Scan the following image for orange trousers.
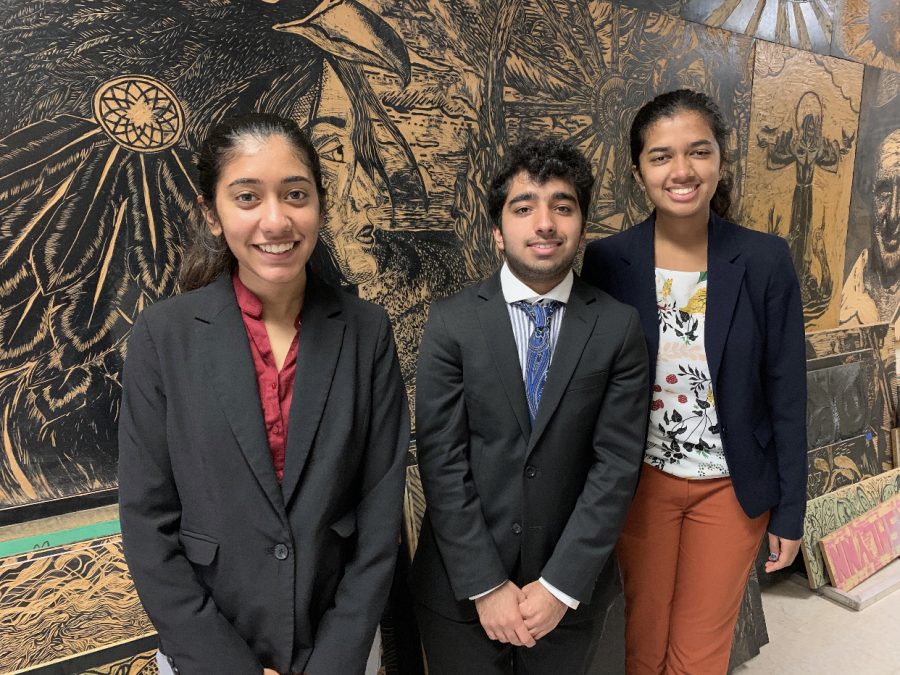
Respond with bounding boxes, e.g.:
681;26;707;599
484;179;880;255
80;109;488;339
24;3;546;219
616;463;768;675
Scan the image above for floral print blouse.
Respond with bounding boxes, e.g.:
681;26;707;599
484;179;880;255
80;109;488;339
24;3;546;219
645;268;729;479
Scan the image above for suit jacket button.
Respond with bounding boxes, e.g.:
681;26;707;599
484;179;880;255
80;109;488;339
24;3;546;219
273;543;289;560
525;466;537;478
511;523;523;535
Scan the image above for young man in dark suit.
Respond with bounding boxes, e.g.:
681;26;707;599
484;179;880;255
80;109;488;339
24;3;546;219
410;139;650;674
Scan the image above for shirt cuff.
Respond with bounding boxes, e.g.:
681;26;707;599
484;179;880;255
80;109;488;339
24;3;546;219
539;577;579;609
469;581;507;601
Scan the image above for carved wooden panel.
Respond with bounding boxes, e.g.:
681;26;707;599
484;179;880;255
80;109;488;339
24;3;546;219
801;467;900;588
805;322;897;432
819;494;900;590
840;67;900;381
0;534;153;673
807;433;881;499
79;651;159;675
682;0;837;54
742;41;862;331
832;0;900;73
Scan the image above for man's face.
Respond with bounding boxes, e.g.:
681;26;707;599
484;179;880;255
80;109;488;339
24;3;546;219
873;130;900;283
492;170;585;294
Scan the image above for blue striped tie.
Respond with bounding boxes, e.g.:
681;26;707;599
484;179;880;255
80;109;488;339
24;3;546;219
514;300;562;424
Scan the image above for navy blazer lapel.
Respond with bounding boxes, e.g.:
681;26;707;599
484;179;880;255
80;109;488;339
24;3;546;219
528;278;598;451
623;219;660;376
705;213;746;387
475;273;531;439
196;275;286;515
280;274;345;506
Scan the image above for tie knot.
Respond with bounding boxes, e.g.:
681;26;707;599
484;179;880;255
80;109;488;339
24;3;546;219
514;300;562;329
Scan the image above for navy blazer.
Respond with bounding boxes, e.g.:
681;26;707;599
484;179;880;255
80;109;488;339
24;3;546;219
118;272;409;675
582;212;808;539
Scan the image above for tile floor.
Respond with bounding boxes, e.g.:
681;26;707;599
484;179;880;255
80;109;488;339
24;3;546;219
734;577;900;675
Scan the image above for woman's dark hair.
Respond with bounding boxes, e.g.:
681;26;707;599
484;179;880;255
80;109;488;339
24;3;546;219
488;138;594;228
629;89;733;220
179;113;327;291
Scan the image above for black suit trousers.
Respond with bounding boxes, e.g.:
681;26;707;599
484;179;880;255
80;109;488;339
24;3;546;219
415;602;596;675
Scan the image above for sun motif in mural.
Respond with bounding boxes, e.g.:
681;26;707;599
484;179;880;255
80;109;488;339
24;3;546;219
92;76;184;152
683;0;835;53
834;0;900;71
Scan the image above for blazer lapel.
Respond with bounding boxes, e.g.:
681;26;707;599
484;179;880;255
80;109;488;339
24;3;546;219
527;279;598;452
475;273;531;439
197;275;286;515
705;213;746;388
622;218;660;375
280;274;345;506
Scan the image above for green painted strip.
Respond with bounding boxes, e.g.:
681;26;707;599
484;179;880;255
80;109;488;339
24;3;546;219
0;520;120;559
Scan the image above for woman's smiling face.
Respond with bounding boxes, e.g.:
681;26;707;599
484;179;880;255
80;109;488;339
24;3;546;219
203;133;322;298
633;111;722;227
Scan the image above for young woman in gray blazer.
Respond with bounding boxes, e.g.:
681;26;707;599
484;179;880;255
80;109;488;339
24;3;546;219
118;114;409;675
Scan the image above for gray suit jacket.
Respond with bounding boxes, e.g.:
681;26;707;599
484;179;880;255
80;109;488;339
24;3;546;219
118;272;409;675
410;272;649;623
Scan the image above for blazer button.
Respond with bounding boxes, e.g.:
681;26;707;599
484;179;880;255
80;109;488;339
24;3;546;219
525;466;537;478
511;523;523;535
273;543;289;560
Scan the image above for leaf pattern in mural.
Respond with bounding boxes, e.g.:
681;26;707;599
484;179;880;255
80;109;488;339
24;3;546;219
0;535;153;672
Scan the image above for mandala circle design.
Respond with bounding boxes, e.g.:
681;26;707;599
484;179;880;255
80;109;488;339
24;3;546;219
92;75;184;152
591;76;627;140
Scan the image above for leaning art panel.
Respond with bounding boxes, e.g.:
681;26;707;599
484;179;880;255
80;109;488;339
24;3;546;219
741;40;862;331
819;493;900;591
801;467;900;588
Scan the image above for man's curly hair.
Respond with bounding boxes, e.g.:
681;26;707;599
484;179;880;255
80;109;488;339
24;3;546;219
487;138;594;229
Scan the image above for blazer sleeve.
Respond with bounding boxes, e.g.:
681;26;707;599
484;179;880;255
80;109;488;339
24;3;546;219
763;239;808;540
540;307;649;603
117;314;262;674
415;301;510;600
305;310;409;675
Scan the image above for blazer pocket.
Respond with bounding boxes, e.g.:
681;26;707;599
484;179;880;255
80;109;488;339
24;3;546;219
753;416;774;451
180;530;219;566
568;370;608;393
330;510;358;539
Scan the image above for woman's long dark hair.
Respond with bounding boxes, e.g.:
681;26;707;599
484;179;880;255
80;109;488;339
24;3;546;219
179;113;328;291
629;89;733;221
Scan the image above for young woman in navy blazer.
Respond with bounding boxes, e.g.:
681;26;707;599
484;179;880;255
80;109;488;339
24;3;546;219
582;90;807;675
118;114;408;675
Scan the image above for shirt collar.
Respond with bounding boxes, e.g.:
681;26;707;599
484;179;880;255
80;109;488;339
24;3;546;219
232;271;263;320
499;262;573;305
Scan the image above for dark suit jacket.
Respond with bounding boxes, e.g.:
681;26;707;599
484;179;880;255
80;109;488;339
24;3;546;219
410;272;649;623
582;212;808;539
118;272;409;675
